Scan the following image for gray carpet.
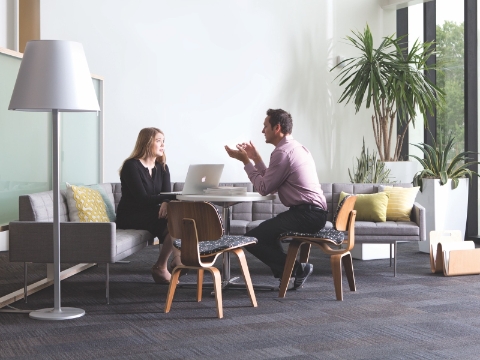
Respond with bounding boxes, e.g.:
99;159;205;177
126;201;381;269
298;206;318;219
2;242;480;359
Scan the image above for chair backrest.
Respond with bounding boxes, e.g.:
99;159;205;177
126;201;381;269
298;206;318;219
168;201;224;266
168;201;223;240
333;195;357;232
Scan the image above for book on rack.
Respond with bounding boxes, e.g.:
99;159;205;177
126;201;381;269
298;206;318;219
203;186;247;196
429;230;480;276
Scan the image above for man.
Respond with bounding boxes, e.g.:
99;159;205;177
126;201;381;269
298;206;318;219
225;108;327;288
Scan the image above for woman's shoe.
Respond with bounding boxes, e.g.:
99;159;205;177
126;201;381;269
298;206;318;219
151;265;171;285
169;255;188;277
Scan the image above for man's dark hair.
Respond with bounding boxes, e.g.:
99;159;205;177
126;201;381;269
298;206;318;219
266;109;293;135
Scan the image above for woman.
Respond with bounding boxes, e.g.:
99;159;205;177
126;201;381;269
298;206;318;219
116;127;181;284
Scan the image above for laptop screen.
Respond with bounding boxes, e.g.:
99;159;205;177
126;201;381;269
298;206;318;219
181;164;224;194
161;164;224;195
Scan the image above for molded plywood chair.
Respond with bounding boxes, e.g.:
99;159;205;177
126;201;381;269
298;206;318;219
164;201;258;318
278;195;357;301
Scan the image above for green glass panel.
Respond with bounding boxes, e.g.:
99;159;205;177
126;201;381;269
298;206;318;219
61;78;101;186
0;53;50;225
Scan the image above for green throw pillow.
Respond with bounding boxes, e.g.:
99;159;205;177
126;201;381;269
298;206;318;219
339;191;389;222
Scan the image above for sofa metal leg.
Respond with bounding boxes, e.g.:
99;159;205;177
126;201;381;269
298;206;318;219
115;260;130;264
389;244;392;267
106;263;110;305
24;262;28;304
394;242;397;277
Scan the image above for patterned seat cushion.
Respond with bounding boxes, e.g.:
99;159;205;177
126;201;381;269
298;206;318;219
173;235;257;256
279;228;344;245
278;194;351;246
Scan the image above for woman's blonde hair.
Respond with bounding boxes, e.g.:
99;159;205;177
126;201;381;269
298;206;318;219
119;127;166;173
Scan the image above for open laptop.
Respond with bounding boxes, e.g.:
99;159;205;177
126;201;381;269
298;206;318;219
161;164;224;195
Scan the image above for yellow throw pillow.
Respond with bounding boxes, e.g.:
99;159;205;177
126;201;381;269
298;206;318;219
381;186;420;221
66;183;110;222
339;191;389;222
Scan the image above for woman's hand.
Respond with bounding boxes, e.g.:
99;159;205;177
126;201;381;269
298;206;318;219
158;202;168;219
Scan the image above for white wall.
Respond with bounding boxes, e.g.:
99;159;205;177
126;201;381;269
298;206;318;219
38;0;395;184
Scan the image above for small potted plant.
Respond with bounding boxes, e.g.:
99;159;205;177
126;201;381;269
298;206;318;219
348;138;393;184
410;134;480;252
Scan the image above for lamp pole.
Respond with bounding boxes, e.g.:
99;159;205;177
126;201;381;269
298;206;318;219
29;110;85;320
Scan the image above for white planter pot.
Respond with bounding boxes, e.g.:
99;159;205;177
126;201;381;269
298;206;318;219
415;178;469;253
383;161;420;184
0;229;8;251
351;243;394;260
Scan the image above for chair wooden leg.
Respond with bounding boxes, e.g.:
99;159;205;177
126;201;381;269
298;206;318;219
299;243;311;263
279;240;302;298
197;269;204;302
330;254;343;301
208;267;223;319
231;248;257;307
341;252;356;292
164;267;183;313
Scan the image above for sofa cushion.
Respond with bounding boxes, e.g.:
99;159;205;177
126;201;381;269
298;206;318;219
339;191;389;222
253;201;274;220
66;183;110;222
86;184;116;222
230;219;248;235
116;229;153;255
354;221;420;236
320;183;333;221
247;219;266;233
19;191;69;222
112;183;122;212
381;186;419;221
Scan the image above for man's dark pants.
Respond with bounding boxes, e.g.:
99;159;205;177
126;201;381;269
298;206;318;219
245;207;327;278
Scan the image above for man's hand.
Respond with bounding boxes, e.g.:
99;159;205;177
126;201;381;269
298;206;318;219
158;202;168;219
238;141;261;163
225;145;250;165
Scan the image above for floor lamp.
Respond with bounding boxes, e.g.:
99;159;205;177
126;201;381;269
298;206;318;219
9;40;100;320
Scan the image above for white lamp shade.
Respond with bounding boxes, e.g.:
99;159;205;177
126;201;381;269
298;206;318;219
9;40;100;112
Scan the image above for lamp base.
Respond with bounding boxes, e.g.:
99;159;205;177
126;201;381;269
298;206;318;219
29;307;85;320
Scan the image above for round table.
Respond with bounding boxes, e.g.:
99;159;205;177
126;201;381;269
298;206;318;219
177;192;276;290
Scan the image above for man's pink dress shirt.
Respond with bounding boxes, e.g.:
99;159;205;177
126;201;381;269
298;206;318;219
244;135;327;210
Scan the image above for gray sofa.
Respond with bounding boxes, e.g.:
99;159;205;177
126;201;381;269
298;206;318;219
173;182;426;275
9;181;426;304
8;183;154;304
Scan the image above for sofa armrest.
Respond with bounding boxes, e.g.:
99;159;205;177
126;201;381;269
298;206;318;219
410;202;426;241
9;221;116;263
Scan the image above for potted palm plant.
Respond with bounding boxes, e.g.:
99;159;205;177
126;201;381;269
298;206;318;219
410;134;480;252
333;25;445;182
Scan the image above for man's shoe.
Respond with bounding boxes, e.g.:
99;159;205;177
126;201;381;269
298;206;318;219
294;263;313;289
278;277;295;291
